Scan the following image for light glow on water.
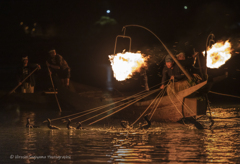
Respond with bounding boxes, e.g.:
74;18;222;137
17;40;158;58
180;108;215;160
0;107;240;163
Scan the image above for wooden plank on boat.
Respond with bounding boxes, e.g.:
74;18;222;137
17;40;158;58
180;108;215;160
177;80;207;97
183;97;207;115
44;91;58;94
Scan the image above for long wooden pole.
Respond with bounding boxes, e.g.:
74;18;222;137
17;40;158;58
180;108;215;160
122;24;193;81
47;65;62;112
9;66;39;94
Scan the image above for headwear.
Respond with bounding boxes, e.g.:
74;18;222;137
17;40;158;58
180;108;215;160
48;48;56;53
165;54;173;62
22;56;28;61
176;52;185;58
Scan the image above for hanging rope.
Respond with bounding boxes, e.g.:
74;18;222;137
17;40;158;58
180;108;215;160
148;92;162;118
72;89;158;122
87;88;161;126
205;94;214;128
167;87;184;117
43;88;150;123
43;81;169;123
167;82;206;129
149;88;166;120
130;80;172;126
209;91;240;99
167;81;196;115
130;89;165;127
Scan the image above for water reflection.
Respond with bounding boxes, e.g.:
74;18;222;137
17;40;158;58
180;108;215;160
204;129;240;163
203;107;240;163
22;129;37;164
109;130;153;163
0;107;240;163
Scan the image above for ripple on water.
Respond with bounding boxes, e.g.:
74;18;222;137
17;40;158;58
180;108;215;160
0;107;240;163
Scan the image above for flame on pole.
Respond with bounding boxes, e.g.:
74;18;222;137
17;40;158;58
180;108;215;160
109;52;148;81
203;40;232;68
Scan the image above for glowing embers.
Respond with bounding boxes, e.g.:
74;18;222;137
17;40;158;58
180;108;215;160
204;40;232;68
109;52;148;81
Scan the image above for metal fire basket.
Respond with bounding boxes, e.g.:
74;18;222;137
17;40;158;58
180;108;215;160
113;28;131;54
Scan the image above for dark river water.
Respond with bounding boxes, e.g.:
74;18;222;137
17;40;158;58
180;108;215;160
0;106;240;164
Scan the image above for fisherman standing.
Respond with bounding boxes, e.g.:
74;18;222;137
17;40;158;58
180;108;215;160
46;49;71;88
176;51;203;83
176;51;198;73
160;55;186;89
17;56;41;93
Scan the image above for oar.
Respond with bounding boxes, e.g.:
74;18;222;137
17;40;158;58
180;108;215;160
9;66;39;94
46;64;62;112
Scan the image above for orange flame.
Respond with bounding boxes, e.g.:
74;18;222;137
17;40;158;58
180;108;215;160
204;40;232;68
109;52;148;81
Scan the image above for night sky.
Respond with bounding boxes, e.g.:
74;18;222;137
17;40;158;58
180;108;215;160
1;0;240;98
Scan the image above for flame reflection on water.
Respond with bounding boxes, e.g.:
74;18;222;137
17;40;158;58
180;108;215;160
0;107;240;163
110;131;153;163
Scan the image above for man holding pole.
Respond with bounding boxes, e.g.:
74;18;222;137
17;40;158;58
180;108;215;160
17;56;41;93
160;55;186;89
46;48;70;88
176;51;199;73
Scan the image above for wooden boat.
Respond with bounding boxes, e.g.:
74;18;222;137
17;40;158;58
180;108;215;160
133;69;228;123
0;80;110;111
0;32;226;125
133;65;228;123
109;25;220;123
134;80;208;122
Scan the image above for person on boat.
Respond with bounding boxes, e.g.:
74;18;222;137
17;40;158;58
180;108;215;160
160;54;186;89
176;51;202;83
17;56;41;93
46;48;71;88
176;52;198;74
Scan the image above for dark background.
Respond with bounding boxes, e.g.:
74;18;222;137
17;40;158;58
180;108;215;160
1;0;240;100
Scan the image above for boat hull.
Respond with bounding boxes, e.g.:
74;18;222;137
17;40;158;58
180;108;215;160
134;81;208;122
0;80;108;111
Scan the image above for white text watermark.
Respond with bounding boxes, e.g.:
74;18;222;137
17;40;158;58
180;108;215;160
10;155;71;160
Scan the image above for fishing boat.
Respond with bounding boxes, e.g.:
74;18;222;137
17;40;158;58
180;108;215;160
133;72;228;123
109;26;230;123
0;26;231;127
0;80;111;112
134;80;208;122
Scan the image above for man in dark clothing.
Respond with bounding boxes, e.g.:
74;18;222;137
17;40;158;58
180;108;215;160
176;52;198;74
176;51;203;84
17;56;41;93
160;55;186;89
46;49;70;88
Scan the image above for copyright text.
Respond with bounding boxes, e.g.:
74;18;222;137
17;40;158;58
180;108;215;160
10;155;71;160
